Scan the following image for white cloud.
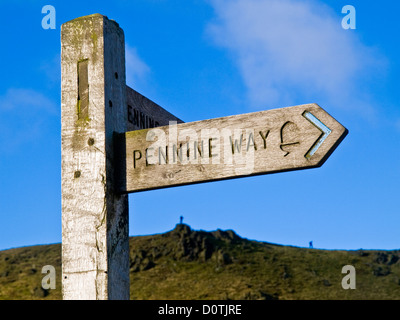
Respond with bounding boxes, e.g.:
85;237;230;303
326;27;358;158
0;88;58;152
0;88;57;114
125;44;150;87
207;0;386;112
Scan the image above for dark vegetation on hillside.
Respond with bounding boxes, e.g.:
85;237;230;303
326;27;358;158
0;224;399;300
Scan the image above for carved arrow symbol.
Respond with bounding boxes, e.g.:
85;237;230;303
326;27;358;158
302;111;332;160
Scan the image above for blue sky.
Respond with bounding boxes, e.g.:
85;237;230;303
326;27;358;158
0;0;399;251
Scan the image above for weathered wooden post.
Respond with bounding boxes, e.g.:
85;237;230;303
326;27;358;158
60;12;347;301
61;14;129;300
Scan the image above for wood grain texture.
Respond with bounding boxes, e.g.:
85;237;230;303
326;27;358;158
126;85;183;131
61;14;129;300
118;103;347;193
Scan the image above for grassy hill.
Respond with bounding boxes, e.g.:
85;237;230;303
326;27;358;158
0;224;399;300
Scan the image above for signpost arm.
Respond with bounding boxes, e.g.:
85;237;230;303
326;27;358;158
61;14;129;300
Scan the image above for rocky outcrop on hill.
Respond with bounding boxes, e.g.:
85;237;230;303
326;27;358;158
129;224;240;272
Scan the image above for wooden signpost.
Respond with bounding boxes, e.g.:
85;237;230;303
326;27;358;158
61;14;347;300
126;85;183;131
117;103;347;193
